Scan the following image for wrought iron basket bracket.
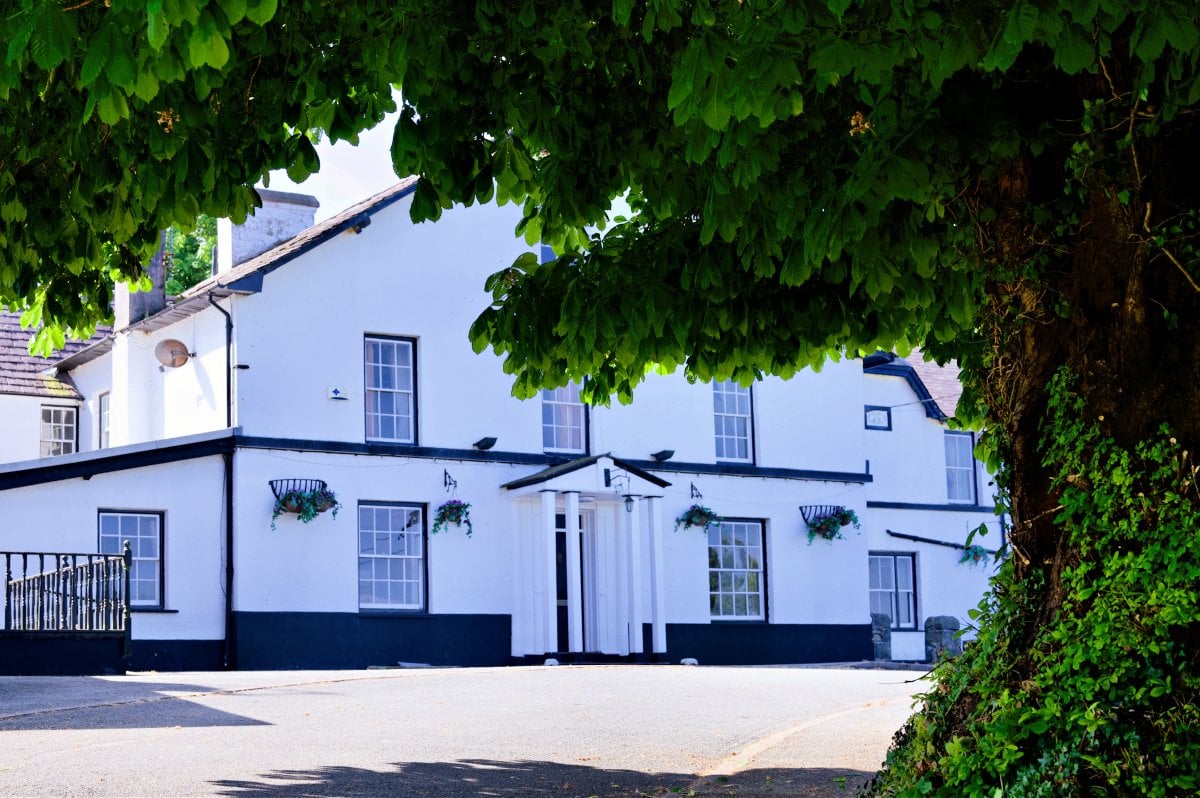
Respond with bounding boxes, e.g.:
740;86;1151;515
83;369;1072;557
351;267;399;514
799;504;843;525
269;478;328;499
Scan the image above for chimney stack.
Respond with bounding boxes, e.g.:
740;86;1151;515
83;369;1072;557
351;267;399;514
114;231;168;330
216;189;320;273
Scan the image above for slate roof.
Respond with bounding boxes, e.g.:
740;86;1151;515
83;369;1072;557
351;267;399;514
905;349;964;420
0;311;110;399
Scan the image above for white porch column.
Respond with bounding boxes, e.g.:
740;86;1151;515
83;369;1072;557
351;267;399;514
564;491;584;653
627;496;645;654
540;489;558;654
646;496;668;654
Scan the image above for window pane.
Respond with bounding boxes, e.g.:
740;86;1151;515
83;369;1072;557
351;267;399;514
707;521;765;620
358;503;425;610
713;381;752;462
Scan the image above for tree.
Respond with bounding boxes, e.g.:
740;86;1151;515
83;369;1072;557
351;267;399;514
4;1;1200;793
164;214;217;295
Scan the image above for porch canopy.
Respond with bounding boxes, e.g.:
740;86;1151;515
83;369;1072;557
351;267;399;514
503;455;671;658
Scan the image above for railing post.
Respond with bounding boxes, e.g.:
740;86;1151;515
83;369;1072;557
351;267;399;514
4;553;10;631
122;541;133;659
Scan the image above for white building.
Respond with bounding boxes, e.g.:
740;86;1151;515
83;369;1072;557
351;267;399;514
0;182;1000;670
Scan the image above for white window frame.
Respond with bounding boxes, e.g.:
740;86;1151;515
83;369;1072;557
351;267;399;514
869;553;917;630
945;431;976;503
542;382;586;454
358;503;426;611
98;392;111;449
713;380;753;462
707;520;765;620
364;336;416;444
99;510;163;608
40;405;77;457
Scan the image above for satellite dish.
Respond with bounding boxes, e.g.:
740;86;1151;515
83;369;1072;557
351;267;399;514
154;339;191;368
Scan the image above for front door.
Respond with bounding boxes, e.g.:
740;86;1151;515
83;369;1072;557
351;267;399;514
555;511;593;653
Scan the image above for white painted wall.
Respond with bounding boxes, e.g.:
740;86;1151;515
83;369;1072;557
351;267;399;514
233;447;530;615
0;456;227;641
862;373;991;506
866;506;1000;657
70;353;113;454
0;394;46;463
232;198;534;450
107;313;229;447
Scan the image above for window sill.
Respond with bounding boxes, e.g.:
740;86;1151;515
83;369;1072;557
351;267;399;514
358;609;431;617
131;608;178;614
709;618;768;624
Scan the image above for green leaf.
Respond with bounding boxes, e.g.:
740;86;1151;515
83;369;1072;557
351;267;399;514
80;28;112;88
244;0;279;26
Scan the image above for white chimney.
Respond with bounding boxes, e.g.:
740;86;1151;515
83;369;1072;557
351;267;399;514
216;189;319;273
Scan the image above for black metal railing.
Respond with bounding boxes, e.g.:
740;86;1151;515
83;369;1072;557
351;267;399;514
3;544;132;654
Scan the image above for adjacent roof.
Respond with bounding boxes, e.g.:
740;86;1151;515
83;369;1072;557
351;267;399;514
863;348;963;421
0;312;109;399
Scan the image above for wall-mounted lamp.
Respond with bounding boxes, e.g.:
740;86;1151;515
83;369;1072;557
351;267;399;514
650;449;674;462
473;436;498;450
611;474;635;513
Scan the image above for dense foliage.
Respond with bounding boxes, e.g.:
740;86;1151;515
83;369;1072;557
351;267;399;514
3;1;1199;792
867;373;1200;796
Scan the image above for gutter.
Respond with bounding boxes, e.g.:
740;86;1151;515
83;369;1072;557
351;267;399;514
206;292;237;669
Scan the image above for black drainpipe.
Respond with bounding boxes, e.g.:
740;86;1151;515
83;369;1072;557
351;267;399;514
208;293;237;669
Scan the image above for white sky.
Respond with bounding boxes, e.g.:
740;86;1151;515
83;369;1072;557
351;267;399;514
261;114;402;222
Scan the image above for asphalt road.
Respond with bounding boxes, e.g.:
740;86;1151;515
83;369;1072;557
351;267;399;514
0;665;926;797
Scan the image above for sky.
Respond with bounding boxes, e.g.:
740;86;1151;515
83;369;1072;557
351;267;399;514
261;114;402;222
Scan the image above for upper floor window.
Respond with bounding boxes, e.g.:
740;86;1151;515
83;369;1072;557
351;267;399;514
40;405;77;457
708;520;765;620
99;510;163;608
542;383;586;454
358;503;425;611
365;336;416;443
713;380;753;462
98;392;111;449
869;553;916;630
945;431;975;502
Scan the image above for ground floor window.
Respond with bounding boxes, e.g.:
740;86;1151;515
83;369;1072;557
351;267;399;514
358;502;425;610
98;511;162;607
708;520;765;620
869;553;916;629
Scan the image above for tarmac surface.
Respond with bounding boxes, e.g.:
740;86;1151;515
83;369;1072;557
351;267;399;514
0;664;929;797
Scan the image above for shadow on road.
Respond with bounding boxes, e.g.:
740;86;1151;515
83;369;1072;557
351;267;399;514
0;677;269;731
212;759;875;797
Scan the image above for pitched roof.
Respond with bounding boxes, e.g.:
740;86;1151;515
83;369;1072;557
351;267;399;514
0;312;110;399
905;349;963;420
502;453;672;491
54;178;422;372
180;176;421;299
863;348;964;421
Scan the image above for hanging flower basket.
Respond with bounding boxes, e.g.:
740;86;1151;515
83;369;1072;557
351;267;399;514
676;504;719;532
433;499;474;537
959;544;990;566
269;479;341;530
804;506;860;543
